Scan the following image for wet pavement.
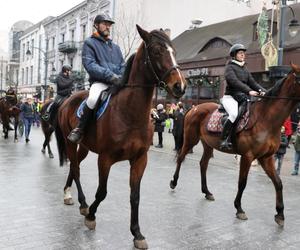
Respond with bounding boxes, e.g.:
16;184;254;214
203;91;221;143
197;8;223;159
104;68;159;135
1;127;300;249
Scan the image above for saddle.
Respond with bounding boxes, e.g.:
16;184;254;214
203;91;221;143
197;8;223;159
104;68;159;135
207;102;250;133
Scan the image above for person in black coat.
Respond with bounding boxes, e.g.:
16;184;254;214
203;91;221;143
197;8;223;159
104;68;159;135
43;65;74;123
220;43;266;150
274;126;289;175
170;102;185;151
152;104;168;148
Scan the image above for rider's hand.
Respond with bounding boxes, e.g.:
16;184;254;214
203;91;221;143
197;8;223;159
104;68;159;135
259;91;266;96
249;90;259;96
110;74;122;86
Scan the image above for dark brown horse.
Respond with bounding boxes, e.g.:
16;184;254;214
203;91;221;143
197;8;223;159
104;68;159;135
170;63;300;227
55;25;186;249
0;90;20;141
40;100;55;159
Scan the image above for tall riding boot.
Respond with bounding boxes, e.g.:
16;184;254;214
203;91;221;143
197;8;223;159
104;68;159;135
67;104;93;144
220;119;234;150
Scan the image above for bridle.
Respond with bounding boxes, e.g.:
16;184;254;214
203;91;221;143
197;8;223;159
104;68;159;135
143;42;180;89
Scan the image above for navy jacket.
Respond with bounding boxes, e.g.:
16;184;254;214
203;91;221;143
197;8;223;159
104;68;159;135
82;34;125;85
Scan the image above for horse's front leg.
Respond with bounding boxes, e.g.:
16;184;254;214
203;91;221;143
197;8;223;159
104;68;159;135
234;155;252;220
200;141;214;200
258;156;284;226
85;154;112;230
129;153;148;249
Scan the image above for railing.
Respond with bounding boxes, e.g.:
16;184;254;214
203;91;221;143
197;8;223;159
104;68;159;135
58;41;77;53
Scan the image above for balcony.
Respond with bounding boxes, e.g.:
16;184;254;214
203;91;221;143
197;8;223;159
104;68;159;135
58;41;77;53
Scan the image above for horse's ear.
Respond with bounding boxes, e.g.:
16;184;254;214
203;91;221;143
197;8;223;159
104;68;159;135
290;62;300;73
136;24;150;43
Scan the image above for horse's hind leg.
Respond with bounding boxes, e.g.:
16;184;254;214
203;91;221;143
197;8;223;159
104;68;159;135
200;141;214;200
258;156;284;226
85;154;112;230
64;142;89;215
234;155;252;220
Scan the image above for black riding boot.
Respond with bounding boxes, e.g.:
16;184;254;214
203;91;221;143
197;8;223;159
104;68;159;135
220;119;234;150
67;104;93;144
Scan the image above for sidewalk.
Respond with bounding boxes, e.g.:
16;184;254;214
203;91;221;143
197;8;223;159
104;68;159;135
151;131;298;178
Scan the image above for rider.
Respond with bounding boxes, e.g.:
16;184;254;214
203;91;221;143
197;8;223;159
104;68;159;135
67;13;125;144
220;43;266;150
43;64;73;123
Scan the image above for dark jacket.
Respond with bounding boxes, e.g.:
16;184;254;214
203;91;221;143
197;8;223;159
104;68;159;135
224;61;265;101
276;133;288;155
170;108;185;137
153;110;168;133
82;34;125;85
54;72;74;97
20;102;35;119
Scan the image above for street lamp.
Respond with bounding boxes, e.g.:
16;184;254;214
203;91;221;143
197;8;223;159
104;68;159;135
269;0;300;81
26;40;49;101
277;0;300;66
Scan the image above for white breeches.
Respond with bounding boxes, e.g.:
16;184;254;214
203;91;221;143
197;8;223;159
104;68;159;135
86;82;109;109
220;95;238;123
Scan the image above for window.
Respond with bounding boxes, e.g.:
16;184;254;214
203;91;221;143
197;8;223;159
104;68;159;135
61;33;65;43
31;39;34;56
26;67;29;85
70;58;73;67
30;66;33;85
22;44;25;62
82;25;86;40
52;37;55;49
71;30;75;41
16;69;19;84
21;68;24;85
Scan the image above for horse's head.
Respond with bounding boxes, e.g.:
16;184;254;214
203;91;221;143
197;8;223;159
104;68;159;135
136;25;186;98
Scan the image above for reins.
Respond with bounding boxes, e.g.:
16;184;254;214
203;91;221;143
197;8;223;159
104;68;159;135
258;95;300;101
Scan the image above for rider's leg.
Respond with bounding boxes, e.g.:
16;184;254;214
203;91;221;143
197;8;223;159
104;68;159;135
67;83;108;144
220;95;238;150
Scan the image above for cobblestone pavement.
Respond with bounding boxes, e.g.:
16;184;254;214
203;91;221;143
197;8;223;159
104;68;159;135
0;127;300;249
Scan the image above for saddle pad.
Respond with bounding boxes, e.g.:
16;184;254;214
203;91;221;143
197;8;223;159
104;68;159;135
207;108;249;133
77;93;112;120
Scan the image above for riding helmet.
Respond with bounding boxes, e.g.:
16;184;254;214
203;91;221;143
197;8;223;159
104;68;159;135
229;44;246;57
94;13;115;25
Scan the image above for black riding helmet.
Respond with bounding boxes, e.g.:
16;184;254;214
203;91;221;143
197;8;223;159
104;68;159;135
94;13;115;25
62;64;72;73
229;44;246;57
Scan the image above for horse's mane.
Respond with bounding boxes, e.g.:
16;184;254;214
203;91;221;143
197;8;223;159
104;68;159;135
265;77;286;97
121;53;136;85
150;29;173;48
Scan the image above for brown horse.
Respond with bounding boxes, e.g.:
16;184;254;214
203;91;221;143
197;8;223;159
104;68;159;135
0;90;20;141
170;63;300;227
55;25;186;249
40;100;55;159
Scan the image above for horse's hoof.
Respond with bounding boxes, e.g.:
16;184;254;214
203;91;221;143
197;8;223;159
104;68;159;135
169;180;176;189
205;194;215;201
85;218;96;230
64;198;74;205
49;153;54;158
275;215;284;227
41;149;45;154
134;239;148;249
236;212;248;220
80;207;89;216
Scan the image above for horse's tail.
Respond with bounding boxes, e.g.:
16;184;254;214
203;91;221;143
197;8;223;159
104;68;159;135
55;122;67;167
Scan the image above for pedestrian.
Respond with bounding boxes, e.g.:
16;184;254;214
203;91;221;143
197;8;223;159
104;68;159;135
274;126;288;175
152;103;167;148
291;121;300;175
169;102;185;151
20;95;35;143
42;64;74;124
68;13;125;144
220;43;266;150
283;116;293;147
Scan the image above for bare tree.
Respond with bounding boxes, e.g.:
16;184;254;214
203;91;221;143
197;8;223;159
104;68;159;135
113;2;144;60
